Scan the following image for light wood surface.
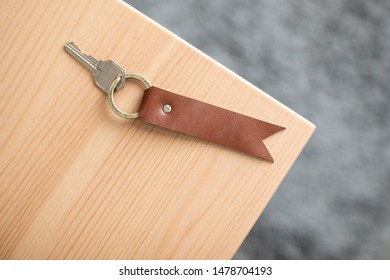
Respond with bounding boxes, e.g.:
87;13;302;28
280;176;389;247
0;0;315;259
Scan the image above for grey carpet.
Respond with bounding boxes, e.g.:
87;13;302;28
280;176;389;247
125;0;390;259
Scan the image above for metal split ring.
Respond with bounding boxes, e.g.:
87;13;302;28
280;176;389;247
107;73;151;119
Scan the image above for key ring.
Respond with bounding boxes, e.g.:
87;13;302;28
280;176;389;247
107;73;152;119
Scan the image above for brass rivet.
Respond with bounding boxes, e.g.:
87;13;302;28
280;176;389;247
162;104;172;114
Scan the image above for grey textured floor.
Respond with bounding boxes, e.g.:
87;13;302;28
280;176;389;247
125;0;390;259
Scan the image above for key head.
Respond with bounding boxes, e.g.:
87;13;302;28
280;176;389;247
94;60;126;93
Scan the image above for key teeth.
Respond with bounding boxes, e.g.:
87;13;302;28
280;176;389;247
65;41;80;51
86;55;99;66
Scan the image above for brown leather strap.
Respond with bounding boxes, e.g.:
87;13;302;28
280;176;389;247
139;86;285;161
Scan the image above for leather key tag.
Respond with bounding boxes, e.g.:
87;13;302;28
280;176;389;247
139;86;285;162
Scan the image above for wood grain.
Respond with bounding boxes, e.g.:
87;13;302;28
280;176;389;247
0;0;315;259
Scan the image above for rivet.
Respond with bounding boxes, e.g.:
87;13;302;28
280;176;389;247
162;104;172;114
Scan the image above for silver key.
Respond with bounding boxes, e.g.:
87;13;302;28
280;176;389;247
64;42;125;93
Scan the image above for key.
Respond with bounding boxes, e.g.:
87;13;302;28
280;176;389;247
64;42;125;93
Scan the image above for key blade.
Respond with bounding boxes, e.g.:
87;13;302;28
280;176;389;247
64;42;98;72
65;41;80;52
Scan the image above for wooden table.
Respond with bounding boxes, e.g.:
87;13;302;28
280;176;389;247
0;0;315;259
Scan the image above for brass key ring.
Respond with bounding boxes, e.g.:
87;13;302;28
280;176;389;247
108;73;152;119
